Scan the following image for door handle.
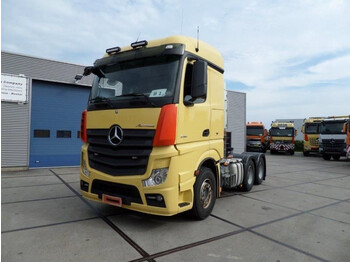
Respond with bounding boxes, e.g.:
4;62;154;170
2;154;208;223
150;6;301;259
202;129;210;137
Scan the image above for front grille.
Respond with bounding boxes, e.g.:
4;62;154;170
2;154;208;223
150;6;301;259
91;179;143;205
87;129;155;176
309;138;319;146
322;139;345;150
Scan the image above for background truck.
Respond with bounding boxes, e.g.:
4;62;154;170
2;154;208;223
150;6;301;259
301;117;324;156
246;122;268;153
319;116;348;160
344;116;350;159
269;121;296;155
79;36;266;220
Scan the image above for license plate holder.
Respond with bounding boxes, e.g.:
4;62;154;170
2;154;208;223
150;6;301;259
102;194;122;207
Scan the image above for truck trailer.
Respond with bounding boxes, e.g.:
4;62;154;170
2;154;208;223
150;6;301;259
269;121;296;155
246;122;268;153
79;36;266;220
301;117;324;156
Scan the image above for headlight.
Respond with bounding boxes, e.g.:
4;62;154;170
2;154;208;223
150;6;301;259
81;156;90;177
142;168;168;187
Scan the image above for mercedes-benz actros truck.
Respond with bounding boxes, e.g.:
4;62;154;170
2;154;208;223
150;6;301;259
79;36;266;220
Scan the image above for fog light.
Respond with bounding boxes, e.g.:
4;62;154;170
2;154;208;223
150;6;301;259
142;168;168;187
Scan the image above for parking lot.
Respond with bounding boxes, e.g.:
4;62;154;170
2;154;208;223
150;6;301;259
2;153;350;262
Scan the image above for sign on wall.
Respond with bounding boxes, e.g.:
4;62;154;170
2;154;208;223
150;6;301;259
1;74;28;103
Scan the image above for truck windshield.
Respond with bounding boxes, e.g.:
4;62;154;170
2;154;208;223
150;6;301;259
89;55;180;109
247;126;264;136
320;121;346;134
305;123;320;134
270;127;294;137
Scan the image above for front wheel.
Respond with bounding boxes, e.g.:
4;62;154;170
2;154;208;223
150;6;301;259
190;167;216;220
242;159;255;191
323;154;331;160
303;151;309;156
333;155;340;161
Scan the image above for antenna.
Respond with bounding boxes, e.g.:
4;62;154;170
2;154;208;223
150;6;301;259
196;26;199;52
180;9;183;34
136;32;141;42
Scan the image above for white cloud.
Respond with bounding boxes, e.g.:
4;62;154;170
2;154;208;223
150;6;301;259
2;0;350;126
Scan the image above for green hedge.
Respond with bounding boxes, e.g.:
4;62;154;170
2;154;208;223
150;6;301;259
295;140;303;152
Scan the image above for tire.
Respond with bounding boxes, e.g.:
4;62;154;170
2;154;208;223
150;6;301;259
323;154;331;160
290;150;295;155
333;155;340;161
270;150;275;155
254;157;265;185
303;151;309;156
190;167;216;220
242;159;255;191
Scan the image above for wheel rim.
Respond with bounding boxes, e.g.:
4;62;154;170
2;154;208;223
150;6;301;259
247;165;254;185
200;178;213;209
258;161;264;180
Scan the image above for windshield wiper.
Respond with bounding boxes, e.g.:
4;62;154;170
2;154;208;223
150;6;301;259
118;93;156;107
89;96;114;108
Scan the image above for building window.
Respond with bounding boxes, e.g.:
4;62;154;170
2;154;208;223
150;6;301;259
57;130;71;138
34;129;50;138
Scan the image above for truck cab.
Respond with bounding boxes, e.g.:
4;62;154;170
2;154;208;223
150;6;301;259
301;117;323;156
80;36;266;220
246;122;268;153
319;116;348;160
269;121;296;155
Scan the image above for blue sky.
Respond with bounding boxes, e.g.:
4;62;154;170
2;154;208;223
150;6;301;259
2;0;350;125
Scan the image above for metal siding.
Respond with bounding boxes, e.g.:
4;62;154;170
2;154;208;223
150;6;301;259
1;81;31;167
1;52;93;86
227;91;246;153
30;80;90;167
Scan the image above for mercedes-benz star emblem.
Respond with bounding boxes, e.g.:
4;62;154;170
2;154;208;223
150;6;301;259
108;125;123;146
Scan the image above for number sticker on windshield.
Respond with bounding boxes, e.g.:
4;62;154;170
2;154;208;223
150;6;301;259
150;89;167;97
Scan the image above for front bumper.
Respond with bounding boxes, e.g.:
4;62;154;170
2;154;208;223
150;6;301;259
80;145;193;216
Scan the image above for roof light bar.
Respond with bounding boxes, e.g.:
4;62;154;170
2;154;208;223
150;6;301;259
106;46;121;54
131;40;148;49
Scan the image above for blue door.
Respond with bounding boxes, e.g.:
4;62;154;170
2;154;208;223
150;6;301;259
30;80;90;167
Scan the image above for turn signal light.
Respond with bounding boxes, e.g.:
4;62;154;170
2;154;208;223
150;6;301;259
304;134;308;142
153;104;177;146
80;110;87;143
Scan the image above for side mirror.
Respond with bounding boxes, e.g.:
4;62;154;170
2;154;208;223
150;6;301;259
295;130;298;136
83;66;94;76
343;123;347;133
264;129;268;137
191;60;207;99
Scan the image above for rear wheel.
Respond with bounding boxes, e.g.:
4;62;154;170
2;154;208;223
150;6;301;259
323;154;331;160
254;157;265;185
190;167;216;220
303;151;309;156
290;150;295;155
242;159;255;191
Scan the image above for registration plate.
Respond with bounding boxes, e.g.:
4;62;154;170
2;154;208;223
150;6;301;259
102;194;122;207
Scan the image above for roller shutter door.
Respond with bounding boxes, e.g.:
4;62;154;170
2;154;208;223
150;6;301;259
30;80;90;167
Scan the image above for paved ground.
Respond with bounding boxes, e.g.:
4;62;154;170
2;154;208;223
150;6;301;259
2;153;350;262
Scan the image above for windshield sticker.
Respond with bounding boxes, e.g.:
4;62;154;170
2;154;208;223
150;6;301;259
150;89;167;97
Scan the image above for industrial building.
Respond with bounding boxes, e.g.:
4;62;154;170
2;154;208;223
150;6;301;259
1;51;246;169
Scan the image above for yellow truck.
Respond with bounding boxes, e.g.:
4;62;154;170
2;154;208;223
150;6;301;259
80;36;266;219
269;121;296;155
301;117;324;156
246;122;268;153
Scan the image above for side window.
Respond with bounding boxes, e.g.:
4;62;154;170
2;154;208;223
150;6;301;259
183;61;206;104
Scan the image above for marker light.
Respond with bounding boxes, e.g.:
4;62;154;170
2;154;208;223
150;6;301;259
131;40;148;48
153;104;177;146
142;168;168;187
106;46;121;54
